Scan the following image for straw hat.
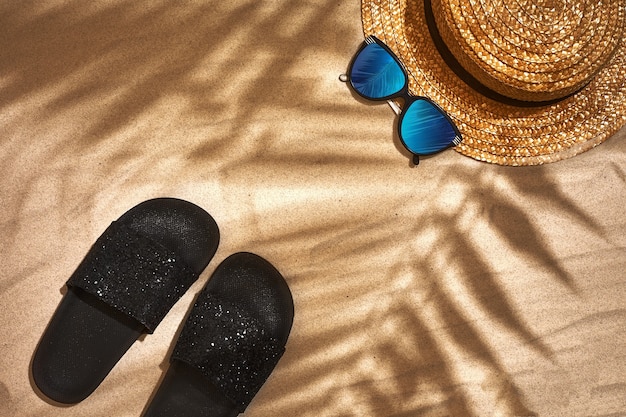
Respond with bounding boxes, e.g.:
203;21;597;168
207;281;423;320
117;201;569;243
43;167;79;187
361;0;626;165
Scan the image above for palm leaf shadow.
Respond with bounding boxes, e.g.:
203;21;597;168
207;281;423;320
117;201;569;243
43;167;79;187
248;160;597;416
1;1;612;416
438;221;554;358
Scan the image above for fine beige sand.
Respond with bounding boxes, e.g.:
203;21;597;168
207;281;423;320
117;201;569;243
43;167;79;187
1;1;625;416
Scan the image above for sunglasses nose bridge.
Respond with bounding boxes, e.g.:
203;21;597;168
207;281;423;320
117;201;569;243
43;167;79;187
387;98;405;116
388;91;417;115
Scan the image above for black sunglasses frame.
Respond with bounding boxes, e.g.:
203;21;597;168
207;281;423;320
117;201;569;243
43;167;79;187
345;35;462;165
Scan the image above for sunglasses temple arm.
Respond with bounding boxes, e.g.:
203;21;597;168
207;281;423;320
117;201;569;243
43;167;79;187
387;100;402;116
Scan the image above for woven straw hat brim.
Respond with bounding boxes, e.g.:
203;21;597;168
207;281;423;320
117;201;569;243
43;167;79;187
361;0;626;166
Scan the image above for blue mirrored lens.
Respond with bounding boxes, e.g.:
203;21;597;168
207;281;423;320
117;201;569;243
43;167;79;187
399;100;459;155
350;42;406;99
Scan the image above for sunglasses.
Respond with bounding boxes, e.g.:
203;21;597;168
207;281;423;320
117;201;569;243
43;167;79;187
342;35;462;165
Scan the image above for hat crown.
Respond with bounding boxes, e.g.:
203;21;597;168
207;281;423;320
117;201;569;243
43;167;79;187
432;0;625;102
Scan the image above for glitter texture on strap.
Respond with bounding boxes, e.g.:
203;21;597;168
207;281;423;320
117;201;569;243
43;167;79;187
67;221;197;333
171;293;285;411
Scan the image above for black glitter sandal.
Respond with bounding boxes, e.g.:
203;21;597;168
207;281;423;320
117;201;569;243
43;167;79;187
142;252;294;417
31;198;220;404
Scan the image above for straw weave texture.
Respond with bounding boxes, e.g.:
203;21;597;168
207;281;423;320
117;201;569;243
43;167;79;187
362;0;626;165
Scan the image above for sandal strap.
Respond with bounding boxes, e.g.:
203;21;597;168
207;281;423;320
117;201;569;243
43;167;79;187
171;293;285;411
67;221;197;333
